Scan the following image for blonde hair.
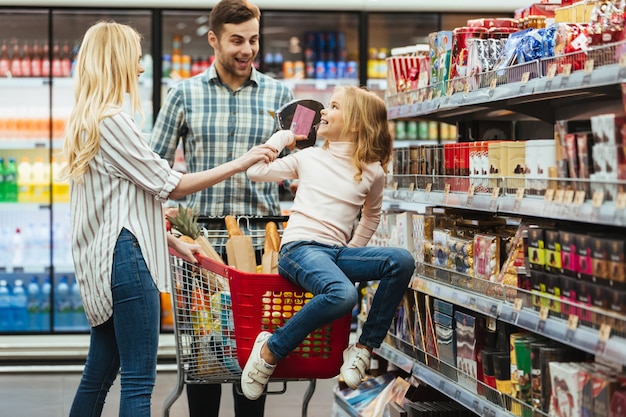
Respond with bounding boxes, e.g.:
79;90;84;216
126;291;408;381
326;86;392;182
62;21;143;183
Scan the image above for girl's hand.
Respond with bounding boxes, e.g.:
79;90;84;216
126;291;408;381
288;133;309;151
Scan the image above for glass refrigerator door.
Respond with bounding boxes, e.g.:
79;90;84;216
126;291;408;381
261;11;361;105
366;12;439;97
0;9;53;333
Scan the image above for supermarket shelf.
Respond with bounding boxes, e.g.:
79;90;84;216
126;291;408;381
375;343;512;417
411;271;626;367
387;175;626;227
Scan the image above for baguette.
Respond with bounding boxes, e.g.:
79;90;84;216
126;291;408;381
225;215;244;238
264;221;281;253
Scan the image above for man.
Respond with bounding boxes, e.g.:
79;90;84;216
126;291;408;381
151;1;294;415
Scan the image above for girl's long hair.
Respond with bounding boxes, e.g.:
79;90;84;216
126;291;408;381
334;86;392;182
61;21;143;183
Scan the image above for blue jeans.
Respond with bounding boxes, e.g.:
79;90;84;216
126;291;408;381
268;241;415;360
69;228;160;417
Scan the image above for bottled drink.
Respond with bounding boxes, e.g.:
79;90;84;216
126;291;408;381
10;44;21;77
40;276;51;331
70;278;87;329
0;40;9;77
12;228;24;269
4;158;17;202
10;279;27;331
30;40;41;77
0;157;5;202
27;276;41;331
31;156;49;204
20;42;31;78
17;156;32;203
0;280;11;331
54;275;71;330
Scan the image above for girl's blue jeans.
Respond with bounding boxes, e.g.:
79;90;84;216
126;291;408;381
69;228;160;417
268;240;415;360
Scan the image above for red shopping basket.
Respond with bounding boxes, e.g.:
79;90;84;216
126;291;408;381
193;253;352;380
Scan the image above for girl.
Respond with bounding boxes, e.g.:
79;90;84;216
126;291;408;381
63;21;277;417
243;85;415;399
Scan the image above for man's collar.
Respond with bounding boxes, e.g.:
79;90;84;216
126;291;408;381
207;64;259;88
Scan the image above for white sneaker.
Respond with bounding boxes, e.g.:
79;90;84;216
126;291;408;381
241;331;276;400
340;344;371;389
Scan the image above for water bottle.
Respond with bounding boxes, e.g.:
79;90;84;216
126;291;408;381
0;280;11;331
70;278;88;329
10;279;27;331
12;228;24;269
27;277;41;331
40;276;51;331
54;275;71;330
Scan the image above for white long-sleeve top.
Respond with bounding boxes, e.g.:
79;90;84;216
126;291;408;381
247;132;385;248
70;112;182;327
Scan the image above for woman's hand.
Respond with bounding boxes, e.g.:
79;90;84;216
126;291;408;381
235;143;280;170
167;233;201;264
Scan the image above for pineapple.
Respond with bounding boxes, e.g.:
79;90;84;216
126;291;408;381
167;203;200;241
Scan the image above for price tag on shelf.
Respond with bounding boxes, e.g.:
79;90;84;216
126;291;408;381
537;305;549;333
554;189;565;204
591;190;604;207
547;63;557;79
466;184;475;207
584;59;595;74
565;314;579;343
521;72;530;83
562;63;572;77
617;192;626;209
489;186;500;211
408;183;415;192
392;182;399;191
463;83;470;96
619;55;626;80
596;323;611;355
513;187;525;211
544;188;555;203
428;90;434;101
511;297;523;323
490;78;497;90
564;189;575;205
442;183;451;204
574;190;586;206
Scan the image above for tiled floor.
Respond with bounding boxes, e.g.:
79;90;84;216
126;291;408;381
0;370;339;417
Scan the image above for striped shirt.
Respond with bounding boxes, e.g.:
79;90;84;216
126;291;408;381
150;65;293;221
70;112;182;327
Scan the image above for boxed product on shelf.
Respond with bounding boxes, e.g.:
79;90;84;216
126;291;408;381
474;233;501;282
454;310;483;394
544;229;562;274
549;361;585;417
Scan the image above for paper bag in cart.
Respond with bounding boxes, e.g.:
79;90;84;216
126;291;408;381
226;235;257;273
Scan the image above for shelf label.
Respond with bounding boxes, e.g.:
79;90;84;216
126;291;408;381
596;323;611;355
466;184;475;207
617;192;626;209
547;63;557;79
574;190;586;206
513;187;525;211
490;78;497;90
584;59;595;74
408;183;415;192
591;190;604;207
565;314;579;343
521;72;530;83
489;186;500;211
444;183;451;194
537;305;549;333
619;55;626;79
563;189;575;205
562;63;572;77
554;189;565;204
544;188;555;203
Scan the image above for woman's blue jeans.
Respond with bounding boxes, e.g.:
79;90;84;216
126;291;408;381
268;241;415;360
69;228;160;417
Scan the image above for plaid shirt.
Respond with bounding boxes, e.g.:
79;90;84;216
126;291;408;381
151;65;294;221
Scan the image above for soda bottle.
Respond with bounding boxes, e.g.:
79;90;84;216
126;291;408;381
0;157;5;202
27;276;41;331
0;40;9;77
4;157;17;202
40;276;51;331
0;280;11;331
10;279;27;331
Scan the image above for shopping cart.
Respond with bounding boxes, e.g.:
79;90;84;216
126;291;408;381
162;217;352;417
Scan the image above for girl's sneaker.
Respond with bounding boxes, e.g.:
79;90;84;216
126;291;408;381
339;344;370;389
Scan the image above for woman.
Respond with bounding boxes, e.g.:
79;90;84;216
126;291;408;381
62;21;277;417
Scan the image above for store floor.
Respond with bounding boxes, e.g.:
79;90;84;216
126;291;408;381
0;370;339;417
